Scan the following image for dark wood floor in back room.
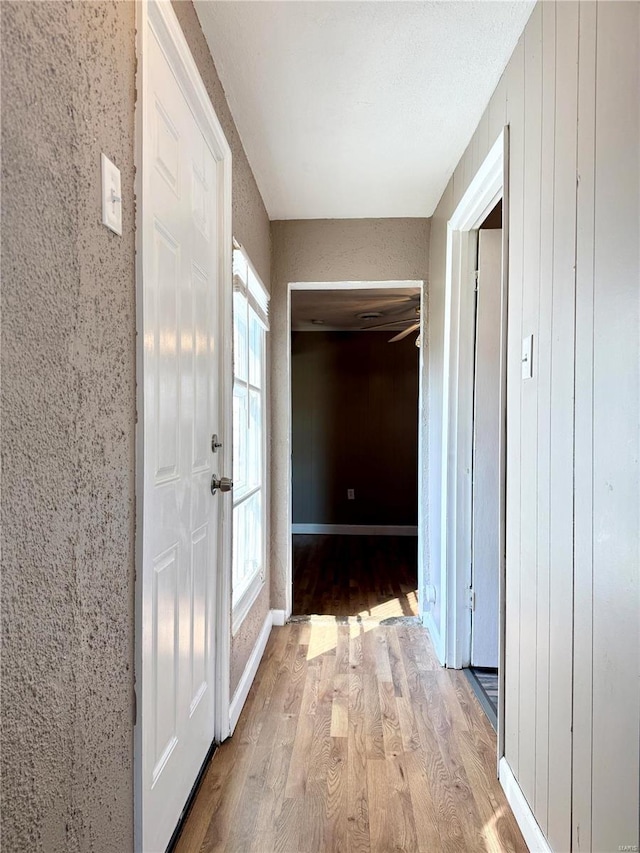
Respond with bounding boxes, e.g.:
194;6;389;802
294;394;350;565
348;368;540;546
175;618;527;853
292;534;419;618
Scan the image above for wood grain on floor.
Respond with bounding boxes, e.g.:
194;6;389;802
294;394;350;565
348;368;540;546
174;620;526;853
293;534;419;618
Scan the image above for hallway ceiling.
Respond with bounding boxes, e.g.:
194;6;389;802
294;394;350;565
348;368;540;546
195;1;534;220
291;286;421;331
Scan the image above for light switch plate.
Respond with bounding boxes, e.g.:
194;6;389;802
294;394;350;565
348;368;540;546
522;334;533;380
101;153;122;236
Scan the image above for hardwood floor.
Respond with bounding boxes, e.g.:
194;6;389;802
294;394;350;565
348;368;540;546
293;535;419;618
175;619;526;853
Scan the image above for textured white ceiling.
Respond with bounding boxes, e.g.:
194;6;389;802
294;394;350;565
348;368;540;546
195;1;534;220
291;286;421;331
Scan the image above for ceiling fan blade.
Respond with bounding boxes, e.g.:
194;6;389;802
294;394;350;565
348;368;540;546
363;318;416;330
388;322;420;343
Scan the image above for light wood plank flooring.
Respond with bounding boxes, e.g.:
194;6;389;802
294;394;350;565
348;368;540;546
293;535;419;618
175;619;526;853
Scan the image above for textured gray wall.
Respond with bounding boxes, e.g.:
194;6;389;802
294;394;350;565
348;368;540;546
1;2;272;849
1;2;137;850
172;0;272;714
270;219;430;609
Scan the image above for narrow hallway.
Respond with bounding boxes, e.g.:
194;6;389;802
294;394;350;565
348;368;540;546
175;619;526;852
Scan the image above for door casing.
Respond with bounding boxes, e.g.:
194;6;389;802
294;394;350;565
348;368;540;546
134;0;233;847
285;280;427;622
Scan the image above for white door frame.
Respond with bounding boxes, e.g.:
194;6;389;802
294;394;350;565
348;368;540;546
285;280;427;621
134;0;233;846
439;129;509;757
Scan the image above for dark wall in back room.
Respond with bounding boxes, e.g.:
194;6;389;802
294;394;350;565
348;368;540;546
292;331;419;526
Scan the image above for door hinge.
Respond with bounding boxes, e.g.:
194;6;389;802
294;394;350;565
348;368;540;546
474;270;479;292
467;587;476;611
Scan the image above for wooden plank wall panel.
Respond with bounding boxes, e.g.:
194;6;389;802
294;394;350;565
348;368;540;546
487;71;507;148
590;3;640;849
518;3;543;807
503;36;525;777
488;73;508;152
534;0;557;834
572;2;596;849
475;111;489;177
547;5;579;851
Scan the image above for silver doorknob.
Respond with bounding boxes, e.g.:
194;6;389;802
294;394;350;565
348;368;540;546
211;475;233;495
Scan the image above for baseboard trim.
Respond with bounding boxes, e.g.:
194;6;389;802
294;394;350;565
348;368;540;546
228;610;273;734
291;524;418;536
423;610;445;666
271;609;287;627
499;756;552;853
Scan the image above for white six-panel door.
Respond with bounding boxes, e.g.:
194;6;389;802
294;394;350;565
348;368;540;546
139;4;232;850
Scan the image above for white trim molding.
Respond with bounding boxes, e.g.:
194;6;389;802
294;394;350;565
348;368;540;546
232;575;265;637
291;524;418;537
422;610;445;664
271;609;287;627
499;757;552;853
229;610;273;734
290;280;421;292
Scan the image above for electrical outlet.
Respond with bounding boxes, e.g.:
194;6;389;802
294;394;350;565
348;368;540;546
347;488;355;500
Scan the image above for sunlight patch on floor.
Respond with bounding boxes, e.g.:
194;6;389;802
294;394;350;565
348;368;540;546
299;590;420;660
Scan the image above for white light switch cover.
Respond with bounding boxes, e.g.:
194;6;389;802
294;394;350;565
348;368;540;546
522;334;533;380
101;153;122;236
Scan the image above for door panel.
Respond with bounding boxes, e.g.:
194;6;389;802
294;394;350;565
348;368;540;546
142;22;221;852
471;229;502;668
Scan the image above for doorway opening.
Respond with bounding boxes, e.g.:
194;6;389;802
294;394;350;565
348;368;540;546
438;129;509;756
287;281;425;625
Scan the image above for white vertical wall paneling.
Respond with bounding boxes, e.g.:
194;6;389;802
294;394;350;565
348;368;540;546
590;2;639;849
572;1;596;849
488;74;508;155
452;162;464;214
547;4;579;851
534;0;557;834
476;111;490;177
518;2;543;808
427;3;639;851
503;36;525;776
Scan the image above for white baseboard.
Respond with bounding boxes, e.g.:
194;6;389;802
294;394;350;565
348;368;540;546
423;609;445;666
229;610;273;734
499;757;552;853
291;524;418;536
271;609;287;627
